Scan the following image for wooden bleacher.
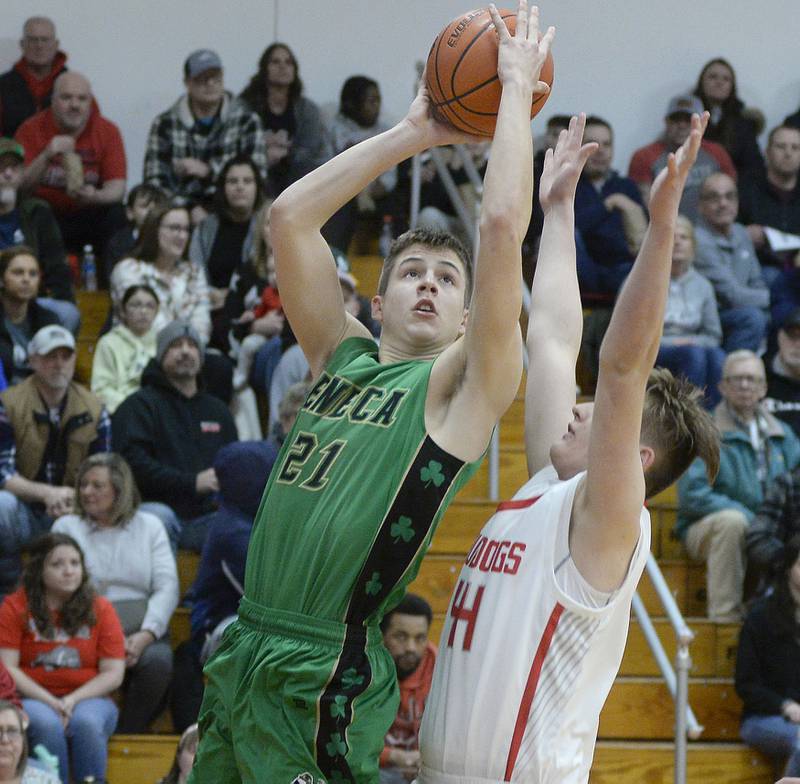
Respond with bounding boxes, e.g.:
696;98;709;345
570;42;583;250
79;256;772;782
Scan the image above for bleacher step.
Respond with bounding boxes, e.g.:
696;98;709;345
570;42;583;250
599;677;742;741
590;741;772;783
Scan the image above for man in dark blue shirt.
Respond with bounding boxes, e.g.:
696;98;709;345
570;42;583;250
575;116;648;303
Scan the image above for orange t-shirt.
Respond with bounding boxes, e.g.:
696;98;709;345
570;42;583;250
15;105;127;216
0;588;125;696
380;641;437;765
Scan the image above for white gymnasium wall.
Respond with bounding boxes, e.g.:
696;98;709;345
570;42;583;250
2;0;799;188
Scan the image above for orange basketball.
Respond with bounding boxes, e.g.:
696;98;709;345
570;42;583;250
425;7;554;138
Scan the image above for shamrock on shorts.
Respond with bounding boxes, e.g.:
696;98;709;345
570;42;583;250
341;668;365;690
325;732;347;758
329;695;347;719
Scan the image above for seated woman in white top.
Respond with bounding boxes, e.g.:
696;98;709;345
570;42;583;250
91;284;159;413
52;453;179;733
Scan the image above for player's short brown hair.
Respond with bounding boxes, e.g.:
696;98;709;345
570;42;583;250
640;367;720;498
378;228;473;307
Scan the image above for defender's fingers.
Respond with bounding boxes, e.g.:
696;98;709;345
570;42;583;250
489;4;512;41
516;0;530;40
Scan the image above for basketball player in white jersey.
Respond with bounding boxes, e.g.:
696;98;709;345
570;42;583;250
417;111;720;783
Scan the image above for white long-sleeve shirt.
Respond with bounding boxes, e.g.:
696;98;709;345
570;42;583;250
53;510;179;639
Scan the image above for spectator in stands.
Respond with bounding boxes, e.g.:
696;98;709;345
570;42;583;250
110;202;237;402
766;310;800;435
91;284;158;414
224;209;283;392
189;155;265;343
0;533;125;783
786;103;800;132
324;75;396;252
0;325;111;595
111;203;209;340
268;351;312;437
157;723;198;784
0;699;60;784
240;43;330;197
52;453;178;733
0;139;76;330
379;594;436;784
657;215;725;407
0;17;66;138
16;72;127;278
677;350;800;621
739;125;800;273
694;172;769;352
628;94;736;221
105;183;168;270
748;459;800;576
0;247;58;384
693;57;764;176
144;50;266;223
171;439;280;731
575;115;647;302
112;321;237;551
266;379;310;447
736;533;800;779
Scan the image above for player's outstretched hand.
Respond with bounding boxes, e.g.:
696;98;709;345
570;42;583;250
648;111;710;223
538;113;598;212
403;67;487;149
489;1;554;96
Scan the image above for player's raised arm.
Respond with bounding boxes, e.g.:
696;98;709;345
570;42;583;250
572;113;709;590
431;2;555;460
524;115;597;475
270;75;481;377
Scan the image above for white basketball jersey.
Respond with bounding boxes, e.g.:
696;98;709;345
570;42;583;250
418;466;650;784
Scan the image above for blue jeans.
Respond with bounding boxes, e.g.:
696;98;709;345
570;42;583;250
720;306;768;353
656;343;725;408
0;492;52;595
741;714;800;777
37;297;81;335
24;696;118;782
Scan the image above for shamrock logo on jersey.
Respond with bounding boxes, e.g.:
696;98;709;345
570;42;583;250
365;571;382;596
420;460;445;488
391;516;415;544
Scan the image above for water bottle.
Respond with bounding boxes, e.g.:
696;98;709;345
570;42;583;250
81;244;97;291
378;215;394;258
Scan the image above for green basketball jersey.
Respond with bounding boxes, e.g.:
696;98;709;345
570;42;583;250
244;337;482;625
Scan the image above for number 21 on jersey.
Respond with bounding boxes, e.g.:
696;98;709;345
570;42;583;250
276;431;347;491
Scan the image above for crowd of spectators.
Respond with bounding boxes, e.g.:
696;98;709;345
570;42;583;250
2;11;800;782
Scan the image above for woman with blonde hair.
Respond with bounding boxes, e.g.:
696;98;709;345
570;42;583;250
52;453;178;733
656;215;725;407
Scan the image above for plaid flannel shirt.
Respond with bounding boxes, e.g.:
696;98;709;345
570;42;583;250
747;468;800;568
143;92;267;205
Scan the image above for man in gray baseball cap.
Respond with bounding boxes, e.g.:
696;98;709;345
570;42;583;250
628;92;736;220
0;322;110;593
143;47;266;222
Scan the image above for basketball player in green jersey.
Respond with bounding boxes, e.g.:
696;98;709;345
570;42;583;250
189;4;554;783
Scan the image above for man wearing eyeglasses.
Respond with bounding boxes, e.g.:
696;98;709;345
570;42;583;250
143;50;267;224
677;349;800;622
693;172;769;353
0;17;67;138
